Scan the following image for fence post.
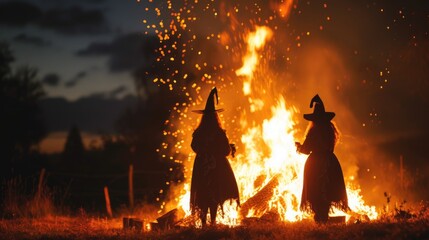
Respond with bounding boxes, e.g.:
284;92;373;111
129;164;134;211
399;155;404;191
104;186;113;218
36;168;46;200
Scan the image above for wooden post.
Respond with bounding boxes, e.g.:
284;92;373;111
36;168;46;200
104;186;113;218
399;155;404;191
129;164;134;211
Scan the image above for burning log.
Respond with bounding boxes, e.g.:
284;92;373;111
348;213;370;224
174;214;198;228
240;174;279;218
123;217;144;231
328;216;346;224
155;208;185;230
242;211;281;225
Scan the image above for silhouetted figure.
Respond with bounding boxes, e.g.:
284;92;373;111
190;87;239;226
296;95;348;223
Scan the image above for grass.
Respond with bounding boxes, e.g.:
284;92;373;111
1;176;429;239
1;216;429;240
2;174;56;219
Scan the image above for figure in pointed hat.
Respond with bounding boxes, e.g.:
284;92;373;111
190;87;240;226
295;94;348;223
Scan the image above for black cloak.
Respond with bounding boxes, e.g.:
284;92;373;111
299;125;348;213
190;128;240;213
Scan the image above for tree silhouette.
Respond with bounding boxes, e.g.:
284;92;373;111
62;125;85;163
0;42;46;178
0;42;13;79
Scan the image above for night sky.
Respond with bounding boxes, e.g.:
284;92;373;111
0;0;153;99
1;0;429;201
0;0;158;151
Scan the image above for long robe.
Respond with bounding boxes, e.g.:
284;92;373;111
190;128;240;213
298;125;348;213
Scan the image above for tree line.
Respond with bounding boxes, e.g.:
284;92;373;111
0;41;185;216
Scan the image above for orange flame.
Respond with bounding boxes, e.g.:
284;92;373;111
174;26;377;226
274;0;295;19
219;95;378;224
232;97;307;222
232;26;377;224
236;26;273;97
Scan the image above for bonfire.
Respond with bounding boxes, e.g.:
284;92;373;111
141;1;379;227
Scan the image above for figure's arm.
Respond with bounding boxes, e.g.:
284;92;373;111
191;132;203;153
296;130;314;154
230;144;236;158
219;130;232;156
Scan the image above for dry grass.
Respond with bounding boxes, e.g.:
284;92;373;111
2;176;56;218
1;216;429;240
0;216;127;240
1;181;428;240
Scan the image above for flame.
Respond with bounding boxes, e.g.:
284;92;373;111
236;26;273;96
140;0;380;227
275;0;295;19
173;26;377;226
219;95;378;224
232;97;307;222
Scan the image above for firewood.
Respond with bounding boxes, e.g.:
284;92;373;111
123;217;143;231
130;218;143;231
240;174;279;218
156;208;185;230
174;213;198;227
328;216;346;224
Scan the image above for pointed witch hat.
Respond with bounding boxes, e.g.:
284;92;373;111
192;87;224;114
303;94;335;121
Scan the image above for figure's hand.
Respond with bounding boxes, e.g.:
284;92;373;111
295;142;301;151
230;144;236;158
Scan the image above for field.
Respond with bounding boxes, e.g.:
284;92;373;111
1;216;429;240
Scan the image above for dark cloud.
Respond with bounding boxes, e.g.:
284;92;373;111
0;1;42;26
38;0;108;6
109;85;127;98
0;1;109;35
76;41;111;55
80;85;129;99
76;33;159;72
65;71;87;88
38;6;109;35
83;0;107;4
40;95;137;133
13;33;51;47
41;73;60;86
